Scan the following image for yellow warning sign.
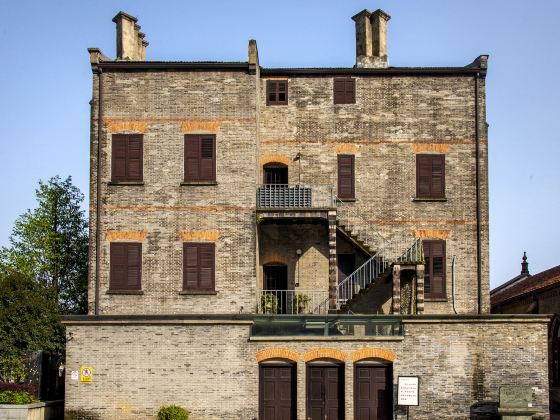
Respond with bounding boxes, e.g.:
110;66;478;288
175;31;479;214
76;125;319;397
80;366;93;383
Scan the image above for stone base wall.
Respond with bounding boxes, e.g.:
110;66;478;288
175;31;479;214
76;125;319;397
64;316;549;420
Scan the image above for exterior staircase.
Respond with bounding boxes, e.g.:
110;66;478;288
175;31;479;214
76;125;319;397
334;197;424;312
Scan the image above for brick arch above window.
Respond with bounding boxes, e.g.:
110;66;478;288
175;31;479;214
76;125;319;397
261;254;290;266
352;348;396;363
256;348;299;363
260;155;291;166
303;348;347;363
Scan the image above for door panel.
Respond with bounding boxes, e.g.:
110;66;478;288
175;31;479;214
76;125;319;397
260;365;296;420
354;366;392;420
307;366;344;420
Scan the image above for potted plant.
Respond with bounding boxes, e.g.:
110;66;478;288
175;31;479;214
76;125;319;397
293;293;310;314
261;293;278;314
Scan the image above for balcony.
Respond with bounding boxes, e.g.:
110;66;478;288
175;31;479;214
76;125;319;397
256;184;335;220
257;289;330;315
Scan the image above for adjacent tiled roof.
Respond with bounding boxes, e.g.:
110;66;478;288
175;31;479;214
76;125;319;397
491;264;560;306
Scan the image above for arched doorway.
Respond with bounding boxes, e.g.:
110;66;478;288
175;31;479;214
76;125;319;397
306;359;345;420
354;359;393;420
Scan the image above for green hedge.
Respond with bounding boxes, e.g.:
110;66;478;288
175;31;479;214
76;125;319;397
157;405;189;420
0;390;34;404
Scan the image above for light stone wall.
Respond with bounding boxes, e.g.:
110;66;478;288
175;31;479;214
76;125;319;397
258;75;490;314
89;70;258;315
64;318;549;420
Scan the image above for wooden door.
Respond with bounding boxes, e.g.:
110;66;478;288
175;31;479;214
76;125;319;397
260;365;296;420
307;365;344;420
354;366;392;420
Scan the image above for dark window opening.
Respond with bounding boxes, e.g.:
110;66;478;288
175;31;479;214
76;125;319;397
264;164;288;185
267;80;288;105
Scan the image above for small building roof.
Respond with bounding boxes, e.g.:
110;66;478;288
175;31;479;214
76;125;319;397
491;256;560;306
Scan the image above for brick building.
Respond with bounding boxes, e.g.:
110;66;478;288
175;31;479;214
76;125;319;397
64;8;550;420
491;254;560;415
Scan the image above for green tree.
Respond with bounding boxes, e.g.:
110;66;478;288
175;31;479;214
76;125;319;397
0;273;64;357
0;176;88;314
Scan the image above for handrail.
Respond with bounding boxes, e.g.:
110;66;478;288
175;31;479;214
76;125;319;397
334;196;424;309
257;184;335;209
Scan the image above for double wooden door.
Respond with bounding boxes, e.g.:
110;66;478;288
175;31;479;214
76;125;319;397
307;365;344;420
259;365;296;420
354;366;392;420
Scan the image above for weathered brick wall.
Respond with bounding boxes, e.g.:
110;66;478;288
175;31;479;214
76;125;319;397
89;70;258;314
258;75;490;314
64;317;548;420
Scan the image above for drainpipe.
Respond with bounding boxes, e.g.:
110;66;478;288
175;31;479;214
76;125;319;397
452;255;458;314
475;74;482;314
95;68;103;315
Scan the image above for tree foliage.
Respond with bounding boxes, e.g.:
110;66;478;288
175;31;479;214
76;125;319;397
0;176;88;314
0;273;64;357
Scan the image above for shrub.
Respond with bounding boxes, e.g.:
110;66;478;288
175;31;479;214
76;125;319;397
157;405;189;420
0;355;27;383
0;382;36;394
0;390;34;404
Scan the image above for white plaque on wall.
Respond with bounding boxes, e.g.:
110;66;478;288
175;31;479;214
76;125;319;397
398;376;419;406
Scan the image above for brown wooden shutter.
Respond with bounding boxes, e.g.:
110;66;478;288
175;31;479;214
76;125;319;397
112;136;128;182
423;240;446;299
416;154;445;198
127;135;143;181
110;242;142;291
184;135;216;182
112;134;143;182
337;154;355;199
334;78;355;104
183;243;215;291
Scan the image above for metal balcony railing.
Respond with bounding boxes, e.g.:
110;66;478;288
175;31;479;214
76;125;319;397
257;289;330;315
256;184;335;209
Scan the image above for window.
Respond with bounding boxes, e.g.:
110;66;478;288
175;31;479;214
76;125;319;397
183;243;215;292
184;134;216;183
111;134;143;182
416;154;445;198
267;80;288;105
333;78;356;104
423;240;446;299
337;154;355;199
263;163;288;185
109;242;142;291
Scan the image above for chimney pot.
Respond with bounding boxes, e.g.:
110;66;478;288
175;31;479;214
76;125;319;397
112;11;148;61
352;8;391;68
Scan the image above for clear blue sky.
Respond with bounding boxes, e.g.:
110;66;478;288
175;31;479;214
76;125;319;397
0;0;558;288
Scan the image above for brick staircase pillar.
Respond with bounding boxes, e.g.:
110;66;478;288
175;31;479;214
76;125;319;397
416;264;425;314
392;264;401;314
328;210;337;310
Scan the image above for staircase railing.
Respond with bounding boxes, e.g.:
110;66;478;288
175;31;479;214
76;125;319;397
334;197;424;309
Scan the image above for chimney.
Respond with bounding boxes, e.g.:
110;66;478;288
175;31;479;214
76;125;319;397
352;8;391;68
112;11;148;60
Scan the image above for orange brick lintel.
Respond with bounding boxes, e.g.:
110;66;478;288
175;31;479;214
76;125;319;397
179;231;220;242
352;348;396;363
413;229;450;240
256;348;299;363
304;348;347;363
260;155;291;166
105;231;147;242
